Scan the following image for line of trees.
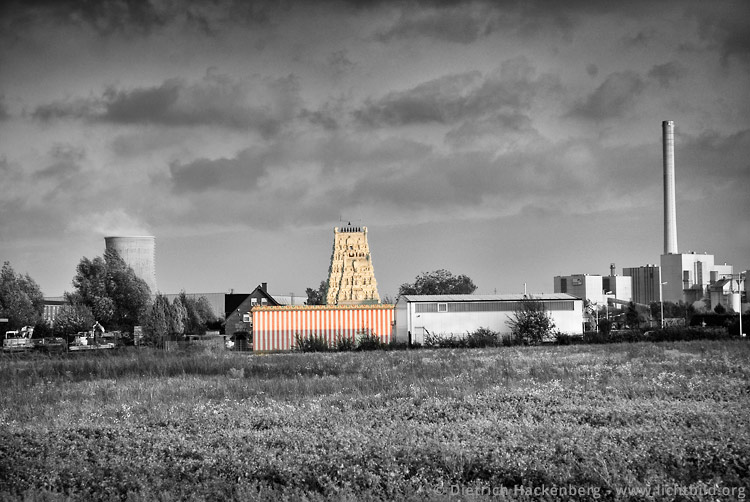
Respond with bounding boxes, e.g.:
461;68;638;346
1;253;220;343
141;292;219;345
0;261;45;329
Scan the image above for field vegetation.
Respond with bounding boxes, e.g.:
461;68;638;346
1;341;749;501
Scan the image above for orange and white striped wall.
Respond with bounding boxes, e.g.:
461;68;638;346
251;304;395;352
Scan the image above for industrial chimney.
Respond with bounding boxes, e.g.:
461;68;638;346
662;120;678;255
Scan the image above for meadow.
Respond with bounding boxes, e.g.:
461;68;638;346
0;341;748;501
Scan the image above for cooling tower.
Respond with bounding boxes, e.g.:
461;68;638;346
662;120;678;255
104;236;157;293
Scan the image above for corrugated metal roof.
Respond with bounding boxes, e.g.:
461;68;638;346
398;293;579;302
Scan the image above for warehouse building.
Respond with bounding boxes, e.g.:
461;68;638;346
251;304;395;352
394;294;583;345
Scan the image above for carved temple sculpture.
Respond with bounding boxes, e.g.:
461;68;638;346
326;223;381;305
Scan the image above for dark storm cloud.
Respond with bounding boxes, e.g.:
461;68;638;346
371;0;670;43
355;72;481;126
691;2;750;66
327;50;356;77
444;112;534;147
716;20;750;66
681;129;750;180
647;62;687;87
376;3;510;44
568;71;645;121
36;144;85;180
621;29;656;48
33;73;301;137
299;109;339;130
169;148;270;194
355;57;557;127
32;99;99;121
0;95;9;120
0;0;276;36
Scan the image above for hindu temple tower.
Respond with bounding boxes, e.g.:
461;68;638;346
326;224;381;305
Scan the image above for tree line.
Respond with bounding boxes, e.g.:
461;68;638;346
0;251;220;345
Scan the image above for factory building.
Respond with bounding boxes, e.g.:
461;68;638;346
394;294;583;345
553;267;632;306
660;252;733;304
621;121;744;311
623;265;660;305
656;121;737;305
251;304;394;352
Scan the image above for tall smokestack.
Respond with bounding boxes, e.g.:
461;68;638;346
662;120;678;254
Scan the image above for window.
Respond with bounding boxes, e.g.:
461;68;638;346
242;314;251;323
251;298;258;305
438;303;448;312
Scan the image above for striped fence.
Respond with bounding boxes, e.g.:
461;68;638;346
251;304;395;352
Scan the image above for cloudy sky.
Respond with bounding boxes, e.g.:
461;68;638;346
1;0;748;301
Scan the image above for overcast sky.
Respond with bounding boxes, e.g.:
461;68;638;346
1;0;748;301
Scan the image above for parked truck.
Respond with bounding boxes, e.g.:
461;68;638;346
2;326;35;353
68;322;118;351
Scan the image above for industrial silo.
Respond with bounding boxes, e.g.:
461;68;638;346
104;236;157;293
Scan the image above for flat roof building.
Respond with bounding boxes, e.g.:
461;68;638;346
394;294;583;345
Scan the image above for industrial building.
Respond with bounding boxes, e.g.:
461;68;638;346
553;264;632;306
656;121;738;305
394;294;583;345
251;304;394;352
621;121;744;311
623;265;660;305
105;236;157;293
660;252;733;304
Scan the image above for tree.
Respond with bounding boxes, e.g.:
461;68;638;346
306;280;328;305
0;261;44;329
398;269;477;296
67;249;151;332
506;296;557;345
625;301;642;328
169;296;187;337
714;303;727;314
142;294;170;345
179;292;219;336
52;303;95;339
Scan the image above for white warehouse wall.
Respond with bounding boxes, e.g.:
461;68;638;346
395;294;583;344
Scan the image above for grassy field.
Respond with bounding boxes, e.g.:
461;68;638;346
1;341;748;501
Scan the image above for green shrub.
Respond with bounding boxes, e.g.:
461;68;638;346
294;333;330;352
423;332;465;348
465;327;501;348
356;330;386;351
335;335;356;352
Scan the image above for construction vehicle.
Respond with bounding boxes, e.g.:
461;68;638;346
68;321;117;351
2;326;35;352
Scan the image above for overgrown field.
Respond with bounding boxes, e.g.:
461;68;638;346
1;342;749;501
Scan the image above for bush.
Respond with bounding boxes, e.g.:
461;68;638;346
356;330;386;351
555;333;578;345
581;326;735;344
335;335;356;352
294;333;330;352
465;327;502;348
423;331;465;348
506;296;557;345
645;326;731;342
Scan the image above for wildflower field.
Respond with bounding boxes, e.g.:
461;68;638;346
1;341;748;501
